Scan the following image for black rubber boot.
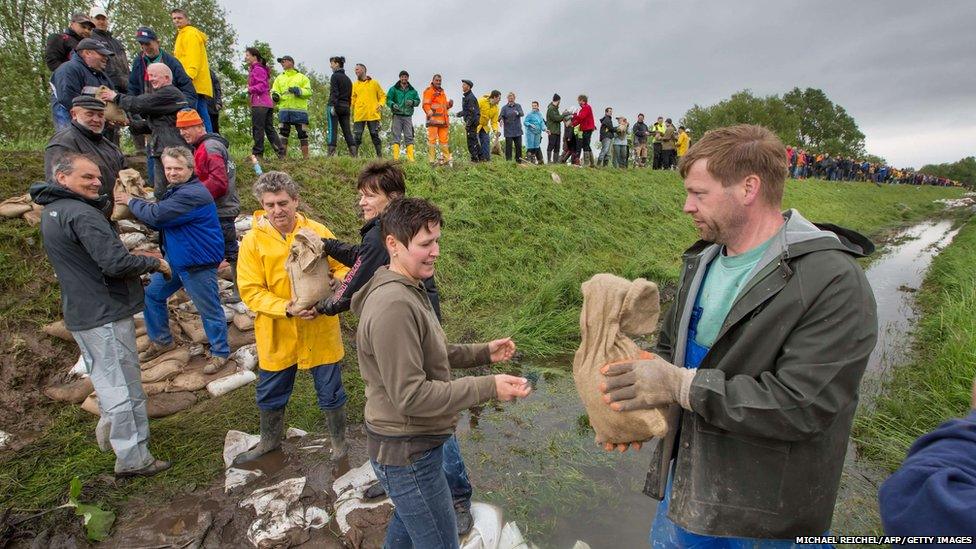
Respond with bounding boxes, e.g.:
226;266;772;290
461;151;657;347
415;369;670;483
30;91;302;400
324;406;347;462
455;501;474;537
233;408;285;466
327;145;337;157
349;145;359;158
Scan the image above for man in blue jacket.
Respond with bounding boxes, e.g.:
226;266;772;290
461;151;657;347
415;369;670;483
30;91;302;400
879;378;976;539
50;38;114;131
115;146;229;374
31;153;172;478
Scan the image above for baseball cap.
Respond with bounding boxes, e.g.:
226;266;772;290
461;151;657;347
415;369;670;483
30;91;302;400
89;6;107;18
276;55;294;63
71;13;94;26
175;109;204;128
71;95;106;111
75;38;114;56
135;26;158;43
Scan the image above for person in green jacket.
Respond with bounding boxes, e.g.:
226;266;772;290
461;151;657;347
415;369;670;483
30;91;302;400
545;94;562;163
271;56;312;159
386;70;420;162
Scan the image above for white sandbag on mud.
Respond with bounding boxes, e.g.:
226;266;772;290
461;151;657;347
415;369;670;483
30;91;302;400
69;354;88;377
285;228;331;310
146;391;197;418
221;304;237;322
332;461;395;541
111;169;149;221
459;503;503;549
573;273;668;444
207;369;256;397
42;320;74;342
43;377;94;404
240;477;310;548
232;344;258;371
140;346;190;370
0;194;33;218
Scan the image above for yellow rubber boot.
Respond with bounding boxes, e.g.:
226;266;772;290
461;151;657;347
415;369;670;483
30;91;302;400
441;145;452;164
406;145;415;162
392;143;401;160
428;144;438;163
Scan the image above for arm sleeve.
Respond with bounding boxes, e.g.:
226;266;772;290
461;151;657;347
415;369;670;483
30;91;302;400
367;299;497;418
271;74;283;95
237;233;289;318
128;192;196;229
199;150;228;199
422;90;433;116
317;235;388;315
689;261;877;441
300;75;312;98
447;344;491;369
322;238;361;267
44;35;62;71
249;68;269;94
71;210;160;278
181;35;202;80
878;411;976;536
376;82;386;105
118;90;175;116
53;69;82;110
128;58;142;95
328;74;337;106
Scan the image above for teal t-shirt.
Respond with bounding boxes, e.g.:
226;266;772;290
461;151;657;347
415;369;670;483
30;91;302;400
694;237;775;348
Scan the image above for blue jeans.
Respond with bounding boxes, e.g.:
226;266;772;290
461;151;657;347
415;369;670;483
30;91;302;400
143;267;229;357
478;129;491;160
52;98;71;131
371;444;459;549
442;435;472;508
255;363;347;411
196;97;214;132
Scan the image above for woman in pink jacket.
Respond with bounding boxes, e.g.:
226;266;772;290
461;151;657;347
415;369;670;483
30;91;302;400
571;94;596;167
246;47;285;159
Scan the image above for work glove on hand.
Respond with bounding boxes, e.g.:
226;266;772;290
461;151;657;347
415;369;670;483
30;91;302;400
600;355;696;412
289;87;301;96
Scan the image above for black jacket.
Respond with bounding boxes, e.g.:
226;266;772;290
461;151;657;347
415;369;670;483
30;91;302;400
329;69;352;109
44;121;126;205
599;114;615;140
91;29;129;91
116;84;189;157
51;55;114;112
44;28;84;72
127;50;198;105
317;216;441;319
29;182;160;332
632;121;649;143
460;90;480;128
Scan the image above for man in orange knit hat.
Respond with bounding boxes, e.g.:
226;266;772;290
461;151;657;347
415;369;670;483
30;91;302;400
176;109;241;301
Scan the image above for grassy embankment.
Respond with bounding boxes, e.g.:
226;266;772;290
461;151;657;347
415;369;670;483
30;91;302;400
0;150;965;519
854;218;976;470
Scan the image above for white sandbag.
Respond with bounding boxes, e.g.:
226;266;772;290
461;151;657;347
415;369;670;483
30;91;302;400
0;430;11;450
304;507;330;530
240;477;309;548
232;344;258;371
235;216;252;233
225;466;263;493
70;354;89;377
223;430;261;468
227;301;250;316
207;369;256;397
332;461;394;536
115;219;144;234
120;232;148;250
499;521;531;549
460;503;504;549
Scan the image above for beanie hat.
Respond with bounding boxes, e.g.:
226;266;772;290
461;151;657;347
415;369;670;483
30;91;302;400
175;109;204;128
552;93;560;101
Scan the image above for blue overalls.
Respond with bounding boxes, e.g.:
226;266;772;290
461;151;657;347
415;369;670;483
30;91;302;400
649;287;831;549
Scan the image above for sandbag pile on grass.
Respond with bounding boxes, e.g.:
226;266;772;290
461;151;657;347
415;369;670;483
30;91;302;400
0;194;44;226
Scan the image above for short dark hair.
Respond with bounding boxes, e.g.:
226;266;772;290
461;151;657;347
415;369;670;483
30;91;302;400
170;8;188;16
357;160;406;198
330;56;345;67
489;90;501;99
605;107;612;114
578;94;588;102
381;198;443;248
399;70;409;77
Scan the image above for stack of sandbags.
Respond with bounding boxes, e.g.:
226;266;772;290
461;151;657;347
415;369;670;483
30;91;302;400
0;194;44;226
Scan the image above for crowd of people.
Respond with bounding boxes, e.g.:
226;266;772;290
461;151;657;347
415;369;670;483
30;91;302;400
787;147;963;187
32;6;975;549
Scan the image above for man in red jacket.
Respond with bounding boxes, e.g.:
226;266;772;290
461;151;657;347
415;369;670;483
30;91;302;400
571;94;596;167
176;109;241;302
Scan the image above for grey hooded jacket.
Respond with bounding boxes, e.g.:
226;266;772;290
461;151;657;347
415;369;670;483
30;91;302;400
645;209;878;538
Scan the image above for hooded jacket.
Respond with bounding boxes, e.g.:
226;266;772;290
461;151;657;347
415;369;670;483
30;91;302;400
386;81;420;117
351;267;496;442
571;103;595;132
477;95;500;134
328;68;352;109
352;77;386;122
318;216;441;319
190;133;238;219
247;63;273;108
128;176;224;269
237;212;350;372
545;102;562;134
599;114;615;141
645;210;878;538
44;28;84;71
116;84;188;156
460;90;480;129
127;49;197;105
91;29;129;91
51;55;114;111
29;182;160;331
676;130;690;156
272;68;312;112
523;109;545;149
173;25;213;97
45;121;126;199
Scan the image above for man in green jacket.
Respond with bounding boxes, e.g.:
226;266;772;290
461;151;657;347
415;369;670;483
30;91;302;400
600;124;877;544
386;70;420;162
271;55;312;159
545;94;562;163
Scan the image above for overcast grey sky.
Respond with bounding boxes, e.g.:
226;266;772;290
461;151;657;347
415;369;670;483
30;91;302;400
222;0;975;168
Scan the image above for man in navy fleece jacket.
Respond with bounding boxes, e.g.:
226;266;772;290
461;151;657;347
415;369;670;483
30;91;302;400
879;377;976;538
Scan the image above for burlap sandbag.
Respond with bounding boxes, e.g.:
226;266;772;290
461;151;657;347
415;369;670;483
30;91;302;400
141;358;183;383
572;273;668;444
0;194;33;218
227;326;256;351
140;346;189;370
136;333;150;352
96;86;128;124
111;169;148;221
285;228;331;310
232;313;254;331
22;204;43;226
43;377;94;404
146;391;197;418
80;392;100;415
142;381;169;396
166;370;209;392
42;320;74;342
176;311;207;344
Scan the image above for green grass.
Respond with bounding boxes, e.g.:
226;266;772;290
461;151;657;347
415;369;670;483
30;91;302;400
853;219;976;471
0;150;966;521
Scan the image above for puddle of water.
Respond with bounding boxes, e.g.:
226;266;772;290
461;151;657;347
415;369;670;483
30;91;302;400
457;363;656;548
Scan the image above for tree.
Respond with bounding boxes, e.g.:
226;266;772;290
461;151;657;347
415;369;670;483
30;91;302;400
920;156;976;185
680;90;801;146
782;87;864;157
